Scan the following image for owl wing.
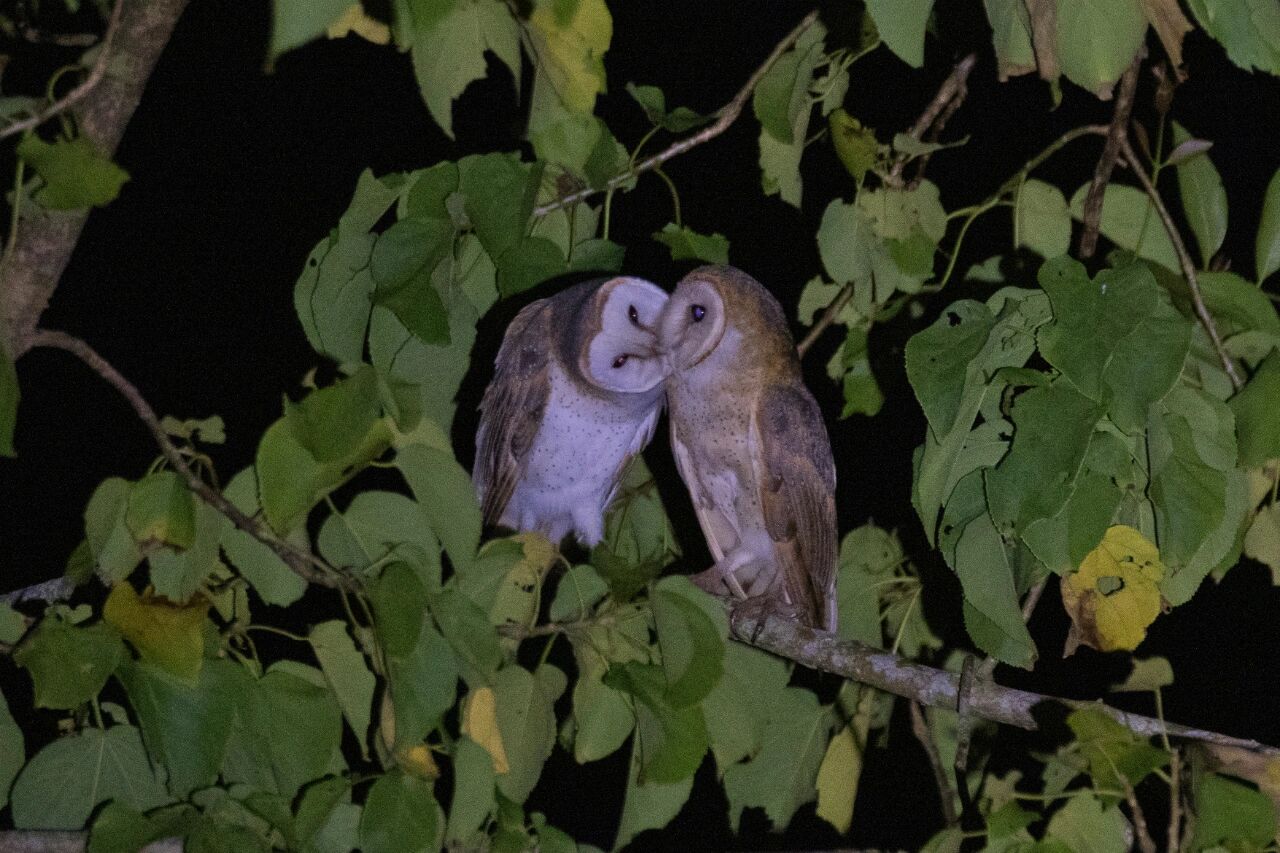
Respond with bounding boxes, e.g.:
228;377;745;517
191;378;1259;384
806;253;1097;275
474;299;554;527
750;382;838;631
602;403;664;512
669;416;728;564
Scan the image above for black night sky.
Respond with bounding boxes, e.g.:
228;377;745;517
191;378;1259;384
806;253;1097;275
3;1;1280;849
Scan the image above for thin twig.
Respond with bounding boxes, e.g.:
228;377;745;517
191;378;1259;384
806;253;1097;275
796;284;856;358
1168;749;1183;852
1117;137;1243;389
0;0;124;142
909;700;959;825
1121;773;1158;853
532;10;820;217
886;53;977;188
27;329;353;591
1078;55;1141;258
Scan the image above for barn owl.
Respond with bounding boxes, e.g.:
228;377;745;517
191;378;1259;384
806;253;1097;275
474;276;670;546
659;265;837;631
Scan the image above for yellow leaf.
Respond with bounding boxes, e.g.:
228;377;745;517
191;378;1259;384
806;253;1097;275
829;108;880;184
527;0;612;113
327;4;391;44
397;743;441;779
513;531;558;572
103;583;208;681
462;686;510;774
816;724;861;833
1061;525;1164;654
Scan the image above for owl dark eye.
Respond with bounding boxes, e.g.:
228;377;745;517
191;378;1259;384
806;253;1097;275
627;304;639;325
612;354;629;369
690;304;707;322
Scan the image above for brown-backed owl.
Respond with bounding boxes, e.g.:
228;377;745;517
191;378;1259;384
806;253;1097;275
659;265;837;631
474;276;670;546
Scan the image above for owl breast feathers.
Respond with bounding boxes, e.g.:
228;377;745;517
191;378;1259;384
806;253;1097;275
658;264;838;631
474;276;670;546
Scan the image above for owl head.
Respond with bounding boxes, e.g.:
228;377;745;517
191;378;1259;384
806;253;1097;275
659;265;795;372
571;275;670;393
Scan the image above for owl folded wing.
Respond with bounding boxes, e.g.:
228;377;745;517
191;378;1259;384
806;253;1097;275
475;299;554;526
752;383;838;631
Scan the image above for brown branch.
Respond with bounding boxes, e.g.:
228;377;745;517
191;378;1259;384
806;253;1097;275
909;700;959;825
886;53;977;188
1121;772;1158;853
1117;137;1243;389
532;9;820;217
1168;748;1183;852
796;284;855;358
0;831;178;852
2;0;191;359
28;329;353;592
1078;55;1141;258
733;610;1280;760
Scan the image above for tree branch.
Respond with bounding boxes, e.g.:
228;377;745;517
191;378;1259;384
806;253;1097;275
0;0;125;144
1;0;191;359
796;285;855;358
531;9;820;217
886;53;976;188
1078;55;1141;258
1117;136;1243;390
734;611;1280;759
0;831;178;852
28;329;353;592
909;700;959;825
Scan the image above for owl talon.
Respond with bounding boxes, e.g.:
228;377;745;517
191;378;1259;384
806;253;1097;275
690;563;748;600
729;595;801;643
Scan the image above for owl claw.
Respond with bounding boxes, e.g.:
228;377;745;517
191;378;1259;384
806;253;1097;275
729;595;801;644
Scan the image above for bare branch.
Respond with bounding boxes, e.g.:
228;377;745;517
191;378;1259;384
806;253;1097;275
1121;772;1158;853
1168;748;1183;852
796;284;855;358
0;831;178;852
1117;137;1243;389
886;53;977;188
2;0;191;358
532;10;820;217
28;329;353;592
1078;55;1141;258
909;700;959;825
734;610;1280;759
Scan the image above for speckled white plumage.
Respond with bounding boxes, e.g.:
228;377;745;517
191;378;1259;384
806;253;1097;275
474;276;669;546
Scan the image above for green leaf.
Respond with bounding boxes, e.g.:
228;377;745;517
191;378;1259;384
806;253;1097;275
984;0;1036;79
1111;655;1175;692
1066;708;1169;794
1015;179;1071;259
115;657;244;798
17;133;129;209
652;223;730;265
370;562;425;658
0;686;24;811
429;588;502;688
285;365;382;462
613;735;694;851
1192;772;1278;850
84;477;143;584
1172;123;1227;267
270;0;350;57
829;109;880;184
1069;183;1179;272
865;0;934;67
1043;793;1130;853
817;199;878;287
146;502;226;603
590;460;680;599
952;509;1038;668
1230;348;1280;466
318;490;441;590
294;777;352;849
723;687;833;832
606;662;707;785
406;0;516;138
397;443;482;574
759;125;806;208
492;665;566;803
525;0;612;115
257;662;345;800
386;613;458;748
11;725;169;830
496;235;567;298
220;467;308;607
986;380;1104;533
906;301;995;438
89;803;197;853
126;471;196;549
1055;0;1147;96
295;170;405;363
624;82;710;132
14;616;123;709
548;563;609;623
0;343;16;457
702;642;791;769
564;603;647;763
835;525;898;647
256;411;392;535
1256;166;1280;282
753;23;826;144
1185;0;1280;75
859;181;948;244
359;770;444;853
446;736;496;848
1037;258;1191;433
310;621;376;760
652;576;725;709
458;153;541;266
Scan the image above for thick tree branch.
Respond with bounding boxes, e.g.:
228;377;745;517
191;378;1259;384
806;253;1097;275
532;9;820;217
1;0;191;359
1117;137;1243;389
28;329;353;592
0;831;178;852
734;612;1280;759
1078;55;1141;258
0;0;125;144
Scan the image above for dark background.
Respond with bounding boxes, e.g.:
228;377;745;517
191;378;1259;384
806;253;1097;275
3;1;1280;849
